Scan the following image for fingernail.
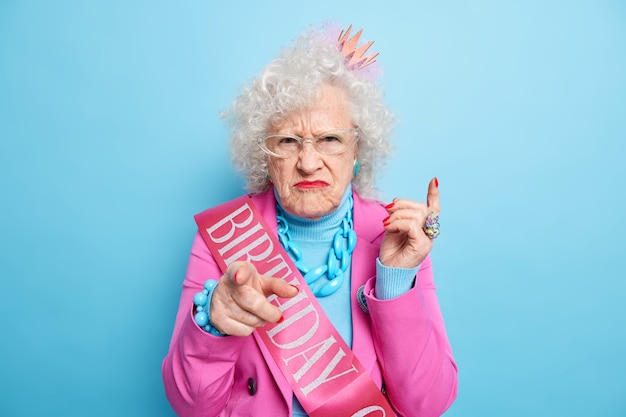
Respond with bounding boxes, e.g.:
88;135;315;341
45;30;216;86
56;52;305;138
233;271;239;283
277;315;284;323
290;284;299;292
384;202;395;209
383;221;391;227
382;215;390;223
434;177;439;188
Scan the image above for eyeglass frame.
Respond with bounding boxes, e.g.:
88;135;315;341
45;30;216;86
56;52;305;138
257;127;360;159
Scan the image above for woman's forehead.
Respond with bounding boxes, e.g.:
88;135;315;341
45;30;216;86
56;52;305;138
272;85;353;133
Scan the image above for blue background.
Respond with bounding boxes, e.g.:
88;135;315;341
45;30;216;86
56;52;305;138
1;1;624;416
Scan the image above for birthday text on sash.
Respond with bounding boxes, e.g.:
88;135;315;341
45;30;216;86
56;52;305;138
204;202;388;416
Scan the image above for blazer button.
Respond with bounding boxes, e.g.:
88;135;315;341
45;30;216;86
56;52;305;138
247;377;257;396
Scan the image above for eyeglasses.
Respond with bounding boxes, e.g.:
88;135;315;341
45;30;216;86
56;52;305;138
258;128;360;158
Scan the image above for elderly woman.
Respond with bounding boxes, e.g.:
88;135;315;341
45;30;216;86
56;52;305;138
162;25;457;417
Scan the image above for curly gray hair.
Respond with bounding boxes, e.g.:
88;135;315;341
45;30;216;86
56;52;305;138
225;27;395;198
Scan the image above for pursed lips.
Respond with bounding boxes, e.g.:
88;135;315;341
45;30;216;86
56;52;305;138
294;180;329;189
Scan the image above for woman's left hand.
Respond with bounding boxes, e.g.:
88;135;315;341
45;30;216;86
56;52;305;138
379;177;440;269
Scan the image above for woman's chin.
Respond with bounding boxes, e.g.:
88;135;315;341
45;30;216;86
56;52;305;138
286;203;333;220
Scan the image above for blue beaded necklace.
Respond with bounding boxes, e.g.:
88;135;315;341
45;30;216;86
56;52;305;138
276;195;357;297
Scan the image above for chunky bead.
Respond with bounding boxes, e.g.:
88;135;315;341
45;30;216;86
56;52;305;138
288;241;303;261
341;253;349;270
304;265;328;284
295;260;310;274
204;279;217;292
342;218;350;235
327;250;338;278
333;230;343;259
195;311;209;327
209;327;224;337
277;215;288;234
278;233;289;248
317;272;343;297
193;292;208;307
347;229;357;253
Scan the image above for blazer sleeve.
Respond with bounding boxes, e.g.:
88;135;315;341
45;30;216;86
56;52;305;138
364;254;458;417
162;232;249;417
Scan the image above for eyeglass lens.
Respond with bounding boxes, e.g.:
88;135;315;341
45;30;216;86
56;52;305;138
264;130;356;157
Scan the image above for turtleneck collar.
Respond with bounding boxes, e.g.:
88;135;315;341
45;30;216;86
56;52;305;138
274;185;353;242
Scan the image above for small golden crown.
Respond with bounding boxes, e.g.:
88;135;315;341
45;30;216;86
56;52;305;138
337;25;379;70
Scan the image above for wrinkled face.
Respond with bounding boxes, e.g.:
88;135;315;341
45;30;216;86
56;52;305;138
268;84;357;220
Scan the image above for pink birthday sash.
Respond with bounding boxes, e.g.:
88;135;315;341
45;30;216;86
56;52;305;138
194;195;395;417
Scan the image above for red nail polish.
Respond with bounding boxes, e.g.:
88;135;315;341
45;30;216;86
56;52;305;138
277;315;284;323
434;177;439;188
385;202;395;209
382;215;390;223
233;271;239;283
383;221;391;227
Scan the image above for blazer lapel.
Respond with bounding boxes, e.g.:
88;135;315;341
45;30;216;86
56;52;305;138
350;192;386;376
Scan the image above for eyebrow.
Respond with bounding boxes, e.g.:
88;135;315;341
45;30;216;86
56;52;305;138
274;128;352;136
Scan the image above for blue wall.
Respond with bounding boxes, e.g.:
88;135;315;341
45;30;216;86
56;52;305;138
1;1;624;416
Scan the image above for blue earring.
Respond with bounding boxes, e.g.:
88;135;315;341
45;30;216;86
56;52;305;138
353;159;360;177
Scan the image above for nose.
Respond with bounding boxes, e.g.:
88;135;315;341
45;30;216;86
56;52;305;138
296;140;323;174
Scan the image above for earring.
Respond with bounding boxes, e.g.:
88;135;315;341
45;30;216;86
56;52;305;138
353;159;360;177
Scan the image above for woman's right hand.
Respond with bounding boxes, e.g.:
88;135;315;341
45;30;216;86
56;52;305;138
208;261;299;336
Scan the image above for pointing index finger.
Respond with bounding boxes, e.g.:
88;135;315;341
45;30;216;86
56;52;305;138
427;177;440;213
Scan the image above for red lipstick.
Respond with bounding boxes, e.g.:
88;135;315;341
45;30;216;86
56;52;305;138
294;180;329;189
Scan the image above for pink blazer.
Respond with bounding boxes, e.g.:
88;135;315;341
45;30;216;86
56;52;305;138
162;189;457;417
